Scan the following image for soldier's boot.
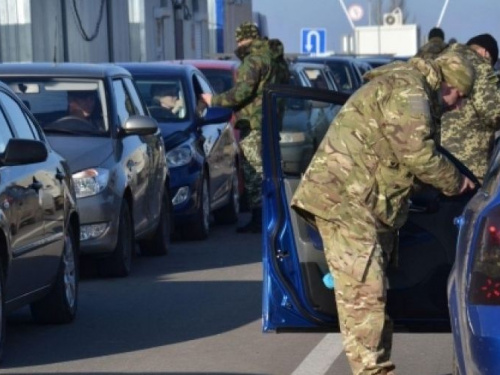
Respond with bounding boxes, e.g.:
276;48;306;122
236;207;262;233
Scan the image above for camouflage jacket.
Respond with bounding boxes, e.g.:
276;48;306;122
268;38;290;85
440;43;500;180
415;37;448;59
211;39;276;131
291;58;463;229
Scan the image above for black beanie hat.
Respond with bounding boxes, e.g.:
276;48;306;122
467;33;498;66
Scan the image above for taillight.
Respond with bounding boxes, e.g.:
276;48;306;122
468;207;500;305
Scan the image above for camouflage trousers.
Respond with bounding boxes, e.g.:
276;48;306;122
316;216;396;375
239;129;263;209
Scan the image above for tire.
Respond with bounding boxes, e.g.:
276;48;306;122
99;201;133;277
214;168;239;225
189;177;210;240
140;188;171;256
31;226;78;324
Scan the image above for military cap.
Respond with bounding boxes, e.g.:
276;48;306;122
235;22;260;42
435;52;475;96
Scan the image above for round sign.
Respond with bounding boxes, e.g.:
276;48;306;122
348;4;364;21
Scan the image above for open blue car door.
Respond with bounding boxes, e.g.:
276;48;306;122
261;84;478;332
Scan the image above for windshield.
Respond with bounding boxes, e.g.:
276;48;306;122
5;79;108;136
135;78;187;122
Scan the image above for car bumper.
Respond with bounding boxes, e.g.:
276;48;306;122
77;191;120;256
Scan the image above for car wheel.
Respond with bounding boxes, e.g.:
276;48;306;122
214;167;239;225
140;188;171;256
31;226;78;324
99;201;133;277
189;177;210;240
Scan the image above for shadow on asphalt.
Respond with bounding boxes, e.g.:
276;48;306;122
1;218;264;370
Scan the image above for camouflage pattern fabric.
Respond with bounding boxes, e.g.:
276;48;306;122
440;43;500;180
316;215;396;375
235;22;260;42
268;38;291;85
211;39;275;131
239;130;262;209
292;57;465;282
415;37;448;59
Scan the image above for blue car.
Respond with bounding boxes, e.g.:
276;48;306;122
448;143;500;374
120;63;240;240
261;84;477;332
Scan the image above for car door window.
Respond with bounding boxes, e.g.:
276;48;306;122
113;79;136;126
123;78;146;116
0;92;37;140
0;105;14;153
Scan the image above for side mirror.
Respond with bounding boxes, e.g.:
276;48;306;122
200;107;232;126
0;139;48;166
121;115;158;136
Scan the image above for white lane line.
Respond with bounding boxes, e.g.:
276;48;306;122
292;333;343;375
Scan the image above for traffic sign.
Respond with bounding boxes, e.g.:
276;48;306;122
301;28;326;54
348;4;364;21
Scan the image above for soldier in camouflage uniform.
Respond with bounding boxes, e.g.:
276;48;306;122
439;33;500;181
201;22;288;233
291;52;476;375
415;27;448;59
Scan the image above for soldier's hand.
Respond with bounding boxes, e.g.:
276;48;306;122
201;93;212;106
459;175;476;194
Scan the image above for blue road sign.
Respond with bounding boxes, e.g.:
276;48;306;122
301;28;326;54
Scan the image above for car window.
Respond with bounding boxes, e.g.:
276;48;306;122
0;92;37;140
199;68;235;93
123;78;146;116
5;79;108;135
0;104;14;153
113;79;137;126
134;78;187;122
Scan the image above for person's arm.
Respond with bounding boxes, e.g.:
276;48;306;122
470;62;500;129
382;87;464;196
210;55;262;108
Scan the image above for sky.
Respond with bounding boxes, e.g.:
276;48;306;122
252;0;500;55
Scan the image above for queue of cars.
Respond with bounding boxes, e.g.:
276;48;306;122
0;53;491;371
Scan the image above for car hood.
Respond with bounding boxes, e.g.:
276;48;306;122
47;136;113;173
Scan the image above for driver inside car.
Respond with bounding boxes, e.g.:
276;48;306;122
67;90;104;131
149;84;185;118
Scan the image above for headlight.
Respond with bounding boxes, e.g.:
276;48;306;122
166;144;193;167
280;132;306;144
72;168;109;198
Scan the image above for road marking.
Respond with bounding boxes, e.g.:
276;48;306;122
292;333;343;375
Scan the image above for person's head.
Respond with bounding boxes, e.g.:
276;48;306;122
235;22;260;47
428;27;445;41
151;84;178;109
467;33;499;66
68;90;97;119
434;52;475;111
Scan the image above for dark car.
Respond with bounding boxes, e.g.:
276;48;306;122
297;55;364;94
280;62;340;174
0;81;79;358
119;63;240;240
0;63;171;278
176;59;240;95
173;59;246;206
260;84;477;332
448;142;500;374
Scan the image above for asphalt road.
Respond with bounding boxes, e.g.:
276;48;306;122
0;213;455;375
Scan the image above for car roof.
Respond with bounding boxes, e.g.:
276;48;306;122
118;62;199;76
172;59;240;70
0;62;131;79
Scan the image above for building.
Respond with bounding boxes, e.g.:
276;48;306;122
0;0;252;63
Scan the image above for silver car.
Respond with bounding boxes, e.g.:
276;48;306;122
0;63;171;278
